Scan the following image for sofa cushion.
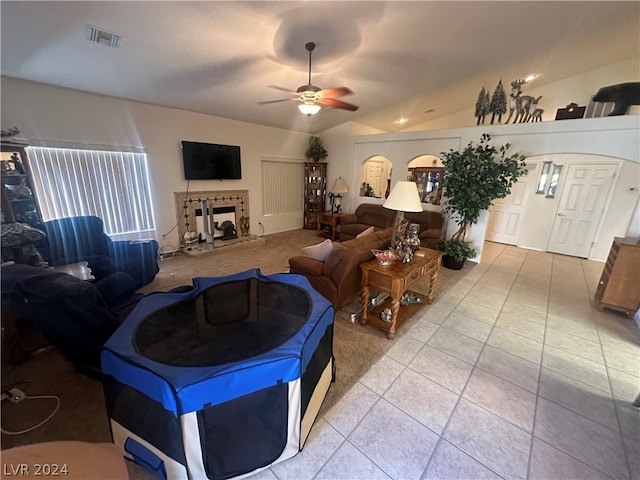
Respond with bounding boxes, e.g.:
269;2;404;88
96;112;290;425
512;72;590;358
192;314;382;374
323;234;381;278
374;228;393;244
340;223;371;239
359;212;389;228
302;238;334;261
356;226;374;238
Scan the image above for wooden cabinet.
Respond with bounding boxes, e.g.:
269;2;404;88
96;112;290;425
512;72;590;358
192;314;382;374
303;162;327;229
409;166;444;204
595;237;640;316
1;141;42;226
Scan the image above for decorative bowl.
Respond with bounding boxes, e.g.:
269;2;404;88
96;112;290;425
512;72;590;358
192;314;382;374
372;249;397;267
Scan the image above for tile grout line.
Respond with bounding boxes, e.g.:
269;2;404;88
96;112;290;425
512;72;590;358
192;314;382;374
526;250;555;479
314;253;495;480
420;241;528;479
581;257;635;480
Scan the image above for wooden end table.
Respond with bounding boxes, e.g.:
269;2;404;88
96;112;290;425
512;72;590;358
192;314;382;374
317;212;341;241
360;248;443;339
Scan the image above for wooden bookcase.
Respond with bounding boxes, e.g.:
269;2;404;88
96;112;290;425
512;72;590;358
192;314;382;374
1;141;42;226
303;162;327;229
594;237;640;316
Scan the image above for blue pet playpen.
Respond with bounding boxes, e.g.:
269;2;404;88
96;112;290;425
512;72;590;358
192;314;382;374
101;269;334;479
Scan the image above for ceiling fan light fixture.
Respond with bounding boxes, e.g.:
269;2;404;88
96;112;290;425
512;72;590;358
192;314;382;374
298;103;321;116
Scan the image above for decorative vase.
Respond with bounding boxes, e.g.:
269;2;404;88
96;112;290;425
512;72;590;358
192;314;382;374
442;255;465;270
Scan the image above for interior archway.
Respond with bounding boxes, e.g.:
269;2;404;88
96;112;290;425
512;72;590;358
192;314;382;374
361;156;392;198
407;155;444;205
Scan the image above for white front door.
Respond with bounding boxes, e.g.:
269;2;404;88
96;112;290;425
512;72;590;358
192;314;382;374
547;163;616;257
486;179;531;245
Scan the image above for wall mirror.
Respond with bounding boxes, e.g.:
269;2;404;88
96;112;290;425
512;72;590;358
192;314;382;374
361;156;392;198
407;155;444;204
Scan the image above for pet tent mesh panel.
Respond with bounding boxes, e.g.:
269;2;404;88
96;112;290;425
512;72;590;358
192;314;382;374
102;269;334;480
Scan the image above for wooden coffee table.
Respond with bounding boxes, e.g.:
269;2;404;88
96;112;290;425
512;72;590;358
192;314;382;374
360;248;443;339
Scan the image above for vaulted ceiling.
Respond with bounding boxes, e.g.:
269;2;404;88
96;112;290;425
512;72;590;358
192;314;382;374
1;1;638;133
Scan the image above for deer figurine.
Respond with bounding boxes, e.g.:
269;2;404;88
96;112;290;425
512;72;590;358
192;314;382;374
524;96;543;122
506;79;536;123
531;107;544;122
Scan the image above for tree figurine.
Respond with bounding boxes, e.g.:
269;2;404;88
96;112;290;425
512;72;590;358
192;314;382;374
474;87;490;125
489;79;507;124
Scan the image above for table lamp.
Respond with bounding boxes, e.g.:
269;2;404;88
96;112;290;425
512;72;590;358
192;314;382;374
329;177;349;214
382;181;423;253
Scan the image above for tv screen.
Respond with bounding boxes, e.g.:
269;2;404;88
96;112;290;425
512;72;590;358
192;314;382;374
182;141;242;180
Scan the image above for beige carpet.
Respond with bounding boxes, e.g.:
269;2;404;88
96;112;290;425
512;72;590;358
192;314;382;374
1;229;472;478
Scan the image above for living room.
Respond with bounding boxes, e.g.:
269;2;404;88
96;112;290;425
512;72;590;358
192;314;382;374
2;2;639;479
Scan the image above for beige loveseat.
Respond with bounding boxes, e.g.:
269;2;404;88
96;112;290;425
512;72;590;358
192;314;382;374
289;228;392;309
339;203;444;248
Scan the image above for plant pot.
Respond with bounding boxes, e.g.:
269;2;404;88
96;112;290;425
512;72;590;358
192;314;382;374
442;255;465;270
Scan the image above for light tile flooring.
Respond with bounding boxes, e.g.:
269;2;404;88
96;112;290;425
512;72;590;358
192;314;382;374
255;242;640;480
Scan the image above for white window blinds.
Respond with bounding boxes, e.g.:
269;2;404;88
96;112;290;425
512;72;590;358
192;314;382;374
261;158;304;215
27;146;156;237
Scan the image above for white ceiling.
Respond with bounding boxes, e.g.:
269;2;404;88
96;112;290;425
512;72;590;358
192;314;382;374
1;1;638;134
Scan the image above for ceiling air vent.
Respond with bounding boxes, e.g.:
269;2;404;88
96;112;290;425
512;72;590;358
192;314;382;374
86;25;121;48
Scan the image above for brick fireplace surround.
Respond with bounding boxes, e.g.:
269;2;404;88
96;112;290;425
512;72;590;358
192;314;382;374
173;189;258;254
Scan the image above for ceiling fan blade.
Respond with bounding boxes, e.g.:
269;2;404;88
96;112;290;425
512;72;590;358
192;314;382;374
267;85;298;94
318;97;359;111
318;87;353;99
257;98;295;105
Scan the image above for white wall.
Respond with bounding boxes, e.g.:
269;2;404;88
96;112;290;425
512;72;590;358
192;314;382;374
405;58;640;132
3;62;638;263
516;154;639;260
1;77;311;248
338;116;639;262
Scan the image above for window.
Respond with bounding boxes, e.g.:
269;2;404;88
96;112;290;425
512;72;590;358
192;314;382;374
536;161;552;194
261;157;304;215
27;146;156;237
546;164;563;198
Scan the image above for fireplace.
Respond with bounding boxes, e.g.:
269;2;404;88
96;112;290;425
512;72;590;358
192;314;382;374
174;190;254;254
195;205;237;241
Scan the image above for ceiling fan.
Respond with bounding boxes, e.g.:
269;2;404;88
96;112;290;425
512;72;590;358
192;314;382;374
258;42;359;116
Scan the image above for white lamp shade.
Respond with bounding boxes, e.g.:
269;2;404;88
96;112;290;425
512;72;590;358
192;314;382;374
383;181;423;212
298;103;321;115
331;177;349;194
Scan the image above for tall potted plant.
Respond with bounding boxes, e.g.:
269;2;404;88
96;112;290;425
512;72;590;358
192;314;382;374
305;136;328;162
436;133;527;269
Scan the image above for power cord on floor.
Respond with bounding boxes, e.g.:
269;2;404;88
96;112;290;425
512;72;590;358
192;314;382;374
1;387;60;435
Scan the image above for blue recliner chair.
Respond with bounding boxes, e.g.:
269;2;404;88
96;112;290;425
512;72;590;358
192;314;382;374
1;263;143;372
35;216;159;290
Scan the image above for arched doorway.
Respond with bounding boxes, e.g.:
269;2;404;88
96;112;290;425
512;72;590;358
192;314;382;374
361;156;392;199
407;155;444;205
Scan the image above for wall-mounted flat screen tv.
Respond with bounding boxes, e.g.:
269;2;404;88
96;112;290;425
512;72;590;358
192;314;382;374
182;141;242;180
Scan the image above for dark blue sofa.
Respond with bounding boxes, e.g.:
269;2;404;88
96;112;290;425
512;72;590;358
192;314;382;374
35;216;159;290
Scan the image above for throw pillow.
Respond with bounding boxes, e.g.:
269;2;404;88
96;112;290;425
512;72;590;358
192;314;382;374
356;226;375;238
302;239;334;261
